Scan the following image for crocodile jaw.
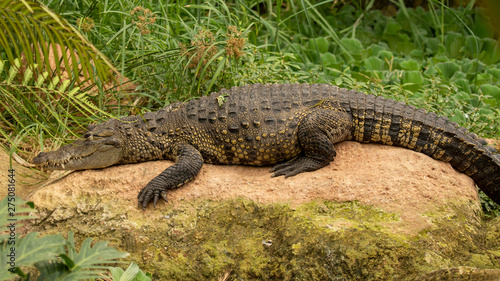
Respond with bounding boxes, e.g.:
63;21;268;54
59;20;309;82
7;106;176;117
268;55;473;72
32;139;122;171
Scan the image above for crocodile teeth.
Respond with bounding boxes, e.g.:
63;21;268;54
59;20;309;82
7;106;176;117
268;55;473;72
61;163;65;169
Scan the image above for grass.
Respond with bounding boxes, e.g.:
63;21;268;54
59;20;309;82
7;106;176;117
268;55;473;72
0;0;499;214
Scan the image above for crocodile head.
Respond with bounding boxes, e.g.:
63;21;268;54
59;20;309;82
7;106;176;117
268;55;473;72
32;122;124;171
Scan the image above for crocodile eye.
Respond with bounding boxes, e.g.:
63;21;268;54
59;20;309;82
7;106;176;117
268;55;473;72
84;132;92;139
104;139;120;146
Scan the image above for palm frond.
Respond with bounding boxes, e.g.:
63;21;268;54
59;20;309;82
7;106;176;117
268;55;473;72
0;0;118;85
0;59;116;159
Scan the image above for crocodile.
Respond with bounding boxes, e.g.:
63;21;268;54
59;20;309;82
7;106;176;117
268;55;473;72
32;83;500;209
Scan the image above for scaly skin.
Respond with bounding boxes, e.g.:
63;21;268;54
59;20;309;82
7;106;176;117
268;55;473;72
32;83;500;209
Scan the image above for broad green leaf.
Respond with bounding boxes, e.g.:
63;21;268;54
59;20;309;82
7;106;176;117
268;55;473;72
465;35;481;58
481;84;500;101
378;50;393;61
364;57;385;71
451;71;466;81
365;44;385;58
483;96;498;107
34;71;49;87
21;64;35;86
384;20;402;35
450;107;467;123
423;64;438;76
320;53;338;68
340;38;363;56
487;68;500;82
436;61;460;80
444;32;464;59
0;196;35;235
395;41;415;55
455;79;471;95
120;262;140;281
0;270;13;281
67;237;128;272
462;59;485;75
110;267;125;280
478;108;495;116
33;260;70;281
4;232;66;267
479;38;500;64
409;49;424;59
135;270;152;281
425;38;440;54
476;73;493;86
400;60;420;71
59;254;75;268
402;71;424;91
308;37;329;54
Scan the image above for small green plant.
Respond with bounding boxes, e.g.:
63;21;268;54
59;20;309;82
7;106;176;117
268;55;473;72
480;192;500;219
108;262;151;281
0;196;129;281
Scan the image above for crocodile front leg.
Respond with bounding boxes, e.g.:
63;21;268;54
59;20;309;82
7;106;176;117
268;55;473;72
138;143;203;209
271;107;352;177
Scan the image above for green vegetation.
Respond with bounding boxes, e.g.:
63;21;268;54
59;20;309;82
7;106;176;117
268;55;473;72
32;198;499;280
0;196;129;280
108;262;152;281
0;2;499;206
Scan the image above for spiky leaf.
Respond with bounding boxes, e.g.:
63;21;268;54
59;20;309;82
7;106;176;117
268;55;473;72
0;0;117;85
65;232;129;275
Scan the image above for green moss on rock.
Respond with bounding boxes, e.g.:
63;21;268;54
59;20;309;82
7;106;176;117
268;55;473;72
30;198;500;280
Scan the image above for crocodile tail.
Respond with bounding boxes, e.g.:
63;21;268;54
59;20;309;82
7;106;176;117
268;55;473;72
346;91;500;204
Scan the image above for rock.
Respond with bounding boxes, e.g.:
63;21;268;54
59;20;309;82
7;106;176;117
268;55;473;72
13;142;500;279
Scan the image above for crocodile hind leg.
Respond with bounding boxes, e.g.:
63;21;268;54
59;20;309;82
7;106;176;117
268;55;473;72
270;108;353;178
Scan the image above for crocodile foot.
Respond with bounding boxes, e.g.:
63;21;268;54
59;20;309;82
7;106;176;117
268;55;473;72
270;156;330;178
137;180;169;210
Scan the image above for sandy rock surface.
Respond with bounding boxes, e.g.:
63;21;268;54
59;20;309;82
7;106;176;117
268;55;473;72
26;141;478;234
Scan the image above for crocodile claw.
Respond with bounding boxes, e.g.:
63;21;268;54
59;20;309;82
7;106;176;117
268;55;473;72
152;190;169;208
138;182;170;210
153;192;159;208
161;191;168;202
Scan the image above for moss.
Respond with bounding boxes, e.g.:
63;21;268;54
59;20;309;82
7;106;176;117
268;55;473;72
295;200;400;233
30;198;500;280
124;199;499;279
